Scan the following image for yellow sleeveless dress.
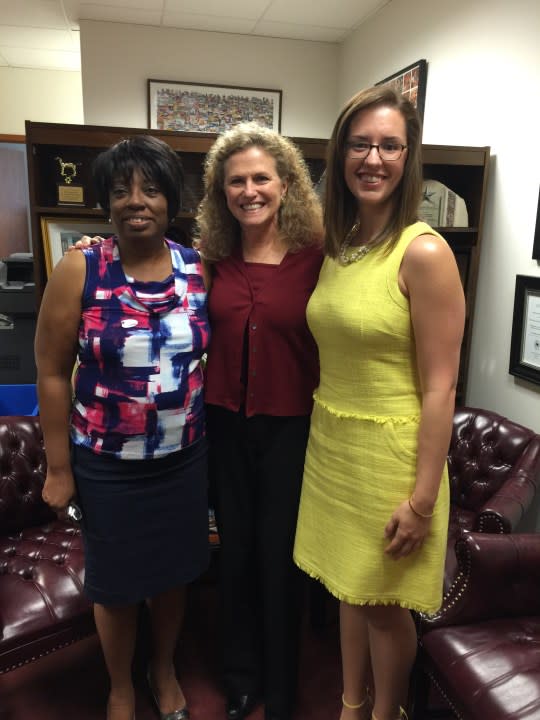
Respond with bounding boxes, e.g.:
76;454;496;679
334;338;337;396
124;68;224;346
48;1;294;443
293;222;449;613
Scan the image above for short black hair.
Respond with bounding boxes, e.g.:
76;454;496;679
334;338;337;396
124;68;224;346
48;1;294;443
93;135;184;218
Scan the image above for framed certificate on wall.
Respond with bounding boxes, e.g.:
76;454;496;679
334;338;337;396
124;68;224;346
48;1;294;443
509;274;540;385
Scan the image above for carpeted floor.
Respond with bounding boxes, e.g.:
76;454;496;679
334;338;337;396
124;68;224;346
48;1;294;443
0;574;452;720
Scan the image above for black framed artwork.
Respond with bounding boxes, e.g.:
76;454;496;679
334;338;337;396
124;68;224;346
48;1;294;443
509;274;540;385
148;79;282;133
376;59;428;121
533;185;540;260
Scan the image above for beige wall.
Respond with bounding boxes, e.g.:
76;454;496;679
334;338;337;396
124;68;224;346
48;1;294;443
339;0;540;434
0;68;83;135
80;20;338;139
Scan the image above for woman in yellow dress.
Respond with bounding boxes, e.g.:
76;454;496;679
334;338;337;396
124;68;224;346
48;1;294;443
293;86;465;720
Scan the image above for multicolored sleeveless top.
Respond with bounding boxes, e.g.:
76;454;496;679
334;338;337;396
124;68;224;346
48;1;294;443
70;236;210;460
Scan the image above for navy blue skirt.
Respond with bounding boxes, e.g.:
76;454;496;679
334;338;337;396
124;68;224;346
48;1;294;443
72;438;209;606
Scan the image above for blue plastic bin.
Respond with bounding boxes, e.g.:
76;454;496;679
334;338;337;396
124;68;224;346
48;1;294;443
0;384;39;415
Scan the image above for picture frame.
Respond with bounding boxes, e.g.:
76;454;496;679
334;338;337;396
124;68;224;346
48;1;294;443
376;59;428;121
148;79;282;133
509;274;540;386
533;185;540;260
41;217;113;277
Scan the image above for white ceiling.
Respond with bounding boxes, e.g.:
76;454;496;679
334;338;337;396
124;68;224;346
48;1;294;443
0;0;390;72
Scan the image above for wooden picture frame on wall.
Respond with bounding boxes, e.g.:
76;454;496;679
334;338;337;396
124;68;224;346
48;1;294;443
148;79;282;133
376;59;428;121
40;217;112;277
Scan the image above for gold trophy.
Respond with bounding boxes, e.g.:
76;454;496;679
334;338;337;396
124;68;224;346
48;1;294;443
55;156;85;205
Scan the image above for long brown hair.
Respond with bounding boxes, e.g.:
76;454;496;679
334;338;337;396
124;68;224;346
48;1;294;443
324;85;423;258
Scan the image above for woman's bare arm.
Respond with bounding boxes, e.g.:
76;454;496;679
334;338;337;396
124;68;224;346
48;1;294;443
384;234;465;559
35;251;86;510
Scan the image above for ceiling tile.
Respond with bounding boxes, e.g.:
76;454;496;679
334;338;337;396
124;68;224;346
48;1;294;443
1;46;80;71
78;4;162;26
81;0;163;7
0;27;74;51
0;0;390;71
253;20;346;43
0;0;69;29
165;0;268;20
58;0;81;30
263;0;386;28
163;12;256;33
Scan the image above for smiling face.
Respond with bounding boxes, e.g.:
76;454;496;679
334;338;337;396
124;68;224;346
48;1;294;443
344;105;408;216
223;146;287;234
109;168;169;242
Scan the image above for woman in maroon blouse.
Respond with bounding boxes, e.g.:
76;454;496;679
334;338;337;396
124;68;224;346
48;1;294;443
195;122;323;720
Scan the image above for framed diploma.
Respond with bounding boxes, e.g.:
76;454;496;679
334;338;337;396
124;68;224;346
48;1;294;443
509;274;540;385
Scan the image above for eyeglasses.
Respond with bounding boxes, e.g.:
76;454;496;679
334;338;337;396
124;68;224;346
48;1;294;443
345;141;407;161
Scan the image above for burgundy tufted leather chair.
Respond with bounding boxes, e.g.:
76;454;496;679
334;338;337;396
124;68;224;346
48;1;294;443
444;406;540;590
0;415;94;674
414;531;540;720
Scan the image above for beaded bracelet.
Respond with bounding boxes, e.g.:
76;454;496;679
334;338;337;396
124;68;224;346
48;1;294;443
408;496;434;519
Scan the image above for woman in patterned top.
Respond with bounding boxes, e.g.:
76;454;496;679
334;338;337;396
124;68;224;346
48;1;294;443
35;135;210;720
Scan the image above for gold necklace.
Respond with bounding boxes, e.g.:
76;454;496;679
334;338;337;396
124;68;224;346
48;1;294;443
338;222;371;265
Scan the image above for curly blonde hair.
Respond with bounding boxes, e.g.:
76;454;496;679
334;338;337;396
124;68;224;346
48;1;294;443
194;122;323;262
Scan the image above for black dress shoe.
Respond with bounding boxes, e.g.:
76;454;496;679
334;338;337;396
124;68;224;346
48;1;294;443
226;694;259;720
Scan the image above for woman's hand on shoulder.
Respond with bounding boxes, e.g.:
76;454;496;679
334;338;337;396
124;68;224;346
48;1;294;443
384;499;431;559
46;241;87;294
65;235;104;253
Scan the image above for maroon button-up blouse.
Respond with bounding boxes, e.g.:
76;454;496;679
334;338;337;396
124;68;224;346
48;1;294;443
205;243;323;417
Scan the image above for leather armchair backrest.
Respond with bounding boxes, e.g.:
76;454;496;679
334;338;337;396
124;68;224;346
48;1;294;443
448;406;537;512
0;415;55;534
